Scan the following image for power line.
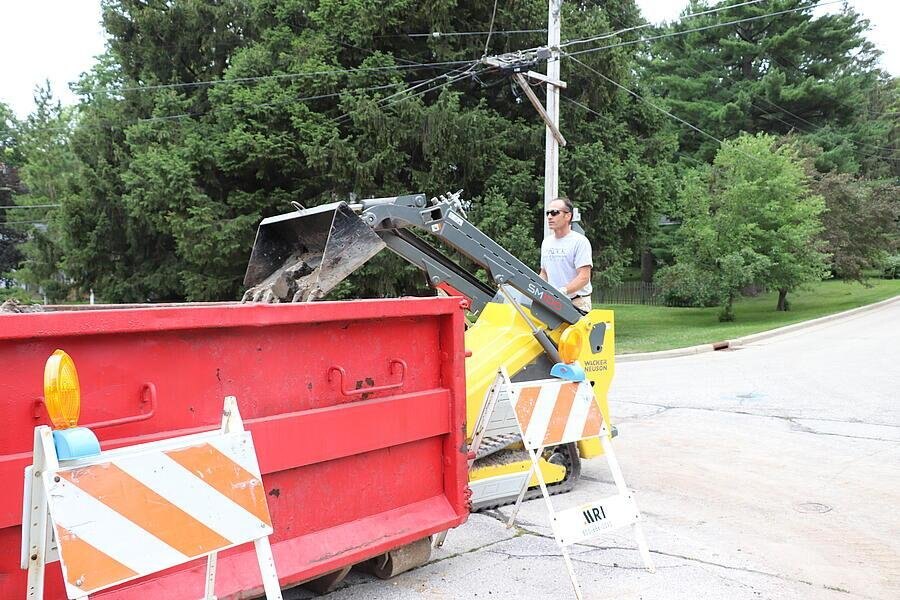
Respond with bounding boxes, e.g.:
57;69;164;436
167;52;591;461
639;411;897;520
566;0;844;58
26;2;856;123
0;204;61;209
332;63;482;125
686;54;898;160
758;53;898;155
85;59;476;96
561;94;712;167
331;65;471;124
559;95;600;118
567;0;895;164
560;0;767;49
483;0;501;58
140;77;444;126
336;41;423;66
566;55;757;163
379;65;485;112
351;65;482;123
354;65;474;114
26;75;458;134
375;29;546;39
0;220;47;225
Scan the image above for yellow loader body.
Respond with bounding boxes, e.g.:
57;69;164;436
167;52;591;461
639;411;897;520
465;302;615;493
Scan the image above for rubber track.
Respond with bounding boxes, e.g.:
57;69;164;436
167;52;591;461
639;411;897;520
475;433;521;460
471;442;582;511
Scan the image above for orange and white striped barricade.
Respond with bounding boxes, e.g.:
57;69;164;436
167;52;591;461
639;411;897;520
21;396;282;600
498;367;654;600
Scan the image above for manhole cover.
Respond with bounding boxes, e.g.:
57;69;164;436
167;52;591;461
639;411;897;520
794;502;832;514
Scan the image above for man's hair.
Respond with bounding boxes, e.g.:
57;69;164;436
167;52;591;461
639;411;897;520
555;196;574;214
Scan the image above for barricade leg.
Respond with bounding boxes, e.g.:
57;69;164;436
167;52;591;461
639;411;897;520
633;522;655;573
25;427;59;600
24;482;47;600
599;435;654;572
254;536;283;600
506;463;534;528
203;551;218;600
527;446;584;600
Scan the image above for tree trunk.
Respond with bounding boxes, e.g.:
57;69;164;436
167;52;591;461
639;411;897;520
776;288;789;311
719;294;735;322
640;248;655;283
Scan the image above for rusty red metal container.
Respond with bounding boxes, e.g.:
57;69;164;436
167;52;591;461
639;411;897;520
0;298;469;598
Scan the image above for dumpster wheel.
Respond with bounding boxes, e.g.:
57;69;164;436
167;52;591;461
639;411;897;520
301;565;352;595
364;536;433;579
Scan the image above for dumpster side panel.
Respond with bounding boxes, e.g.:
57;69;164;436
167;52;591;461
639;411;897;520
0;298;469;599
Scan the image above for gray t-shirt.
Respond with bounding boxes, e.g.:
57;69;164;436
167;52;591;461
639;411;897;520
541;231;593;297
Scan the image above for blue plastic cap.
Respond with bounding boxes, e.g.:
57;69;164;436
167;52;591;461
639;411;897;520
550;363;586;382
53;427;101;460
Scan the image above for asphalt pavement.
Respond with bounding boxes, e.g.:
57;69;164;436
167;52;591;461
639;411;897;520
289;298;899;600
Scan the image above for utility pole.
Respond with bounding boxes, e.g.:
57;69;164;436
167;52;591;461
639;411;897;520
543;0;562;239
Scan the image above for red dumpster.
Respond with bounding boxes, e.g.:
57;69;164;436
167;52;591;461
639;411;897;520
0;297;469;598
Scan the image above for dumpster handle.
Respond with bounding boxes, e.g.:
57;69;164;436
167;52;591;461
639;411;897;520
328;359;407;397
33;382;158;428
86;382;158;430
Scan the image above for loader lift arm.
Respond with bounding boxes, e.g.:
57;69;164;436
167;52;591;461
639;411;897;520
244;191;584;330
377;227;495;313
358;192;583;330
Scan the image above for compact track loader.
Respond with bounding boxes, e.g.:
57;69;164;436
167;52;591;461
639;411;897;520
244;191;616;510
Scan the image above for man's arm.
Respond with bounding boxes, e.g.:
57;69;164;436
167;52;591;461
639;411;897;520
539;267;547;281
561;266;591;296
560;236;593;295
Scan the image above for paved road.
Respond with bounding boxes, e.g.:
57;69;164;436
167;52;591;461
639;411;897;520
291;299;900;599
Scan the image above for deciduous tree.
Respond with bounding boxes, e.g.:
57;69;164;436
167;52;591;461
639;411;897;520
658;134;828;320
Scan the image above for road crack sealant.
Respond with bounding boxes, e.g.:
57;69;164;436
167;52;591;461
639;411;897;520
481;509;879;599
617;400;900;443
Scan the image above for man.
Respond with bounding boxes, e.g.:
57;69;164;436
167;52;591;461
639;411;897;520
540;197;593;312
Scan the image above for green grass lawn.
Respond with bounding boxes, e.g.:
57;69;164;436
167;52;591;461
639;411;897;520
607;279;900;354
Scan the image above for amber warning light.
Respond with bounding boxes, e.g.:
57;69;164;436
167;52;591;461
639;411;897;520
42;350;99;459
43;349;82;429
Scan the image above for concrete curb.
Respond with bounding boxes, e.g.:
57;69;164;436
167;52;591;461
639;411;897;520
616;294;899;363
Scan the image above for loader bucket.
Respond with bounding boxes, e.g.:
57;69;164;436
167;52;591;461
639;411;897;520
243;201;386;303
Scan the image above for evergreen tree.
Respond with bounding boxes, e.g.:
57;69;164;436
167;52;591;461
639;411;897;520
645;0;896;176
0;102;26;289
34;0;674;302
12;87;79;302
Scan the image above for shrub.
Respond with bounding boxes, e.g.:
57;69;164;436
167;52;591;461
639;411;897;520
882;255;900;279
655;263;722;308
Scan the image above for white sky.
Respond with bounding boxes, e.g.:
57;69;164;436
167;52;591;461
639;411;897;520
0;0;897;118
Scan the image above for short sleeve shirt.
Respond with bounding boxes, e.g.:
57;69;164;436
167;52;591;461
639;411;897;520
541;231;593;297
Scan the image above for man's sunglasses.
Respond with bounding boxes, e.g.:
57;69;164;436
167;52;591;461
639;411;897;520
546;209;569;216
